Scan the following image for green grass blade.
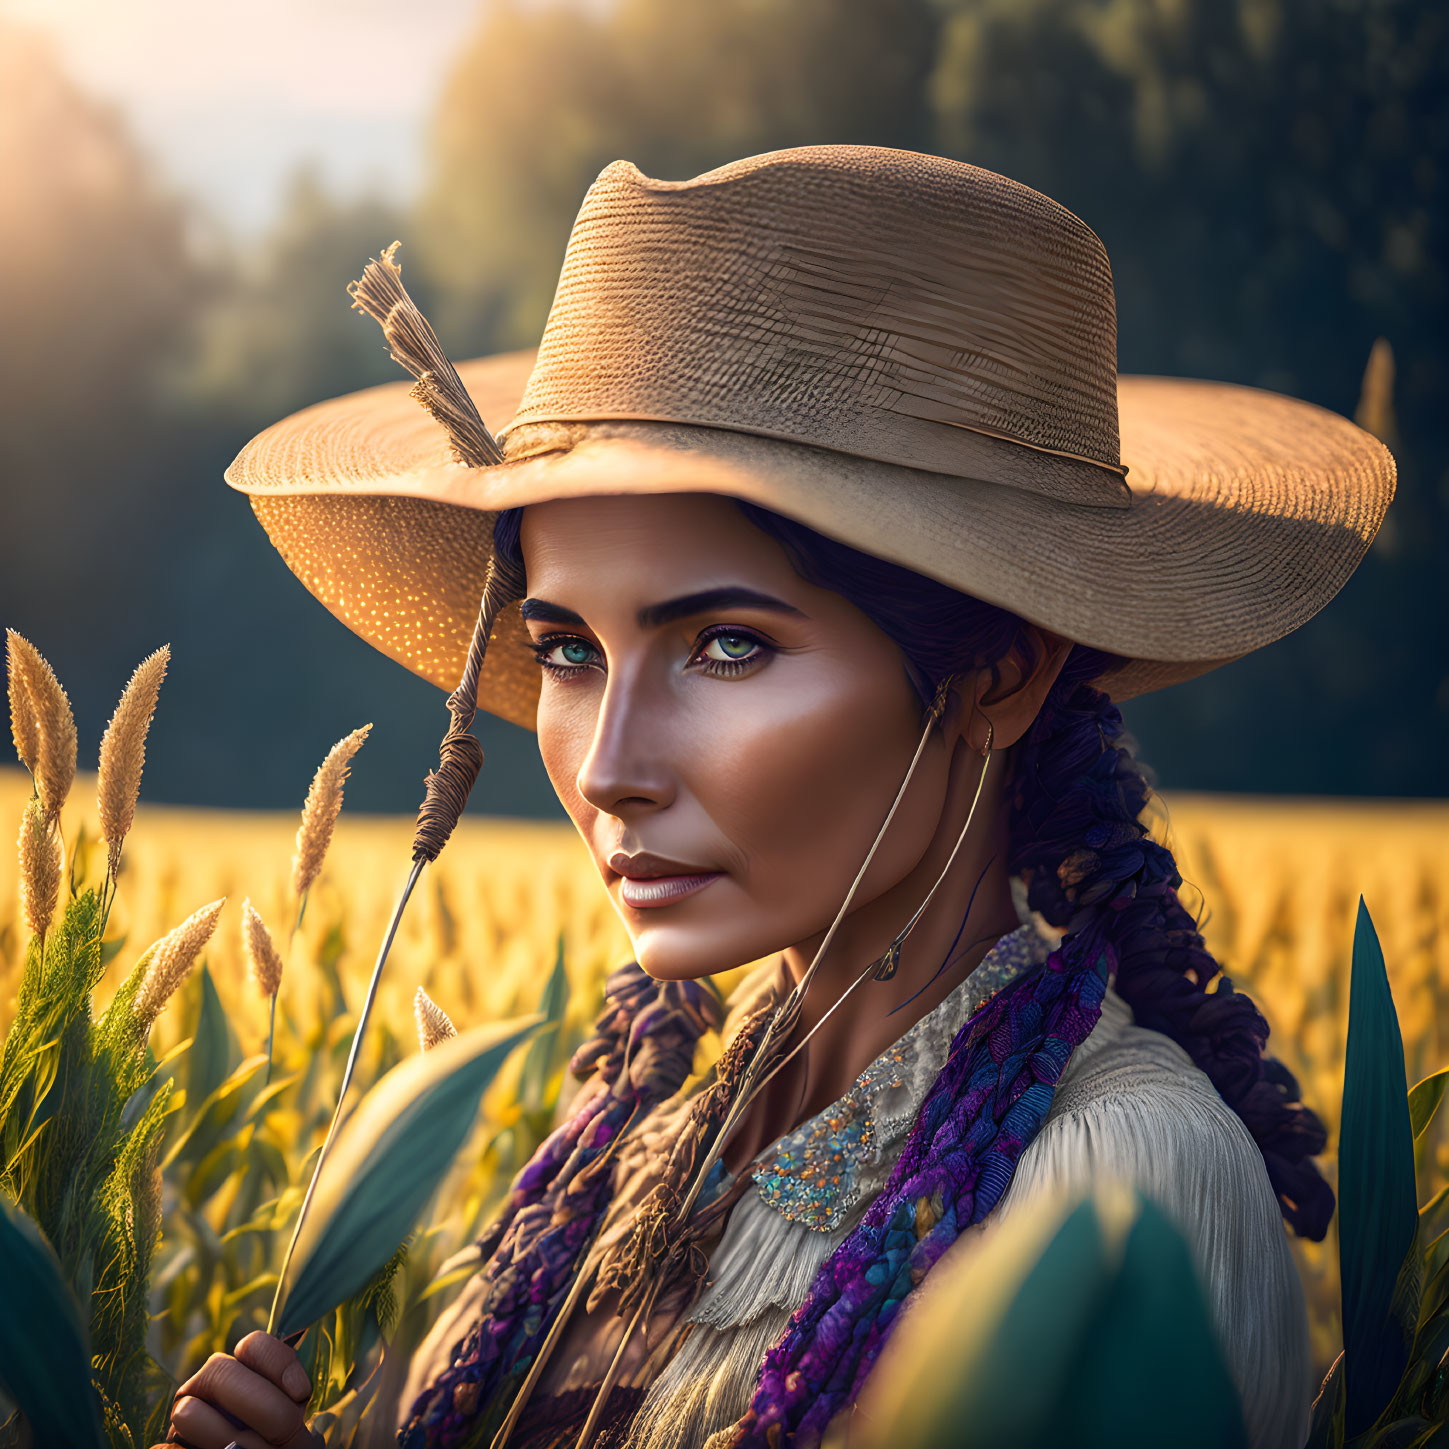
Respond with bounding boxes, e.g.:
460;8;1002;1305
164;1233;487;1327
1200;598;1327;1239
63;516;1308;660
1339;897;1419;1435
519;934;568;1112
186;963;241;1113
0;1194;107;1449
1409;1068;1448;1145
273;1015;536;1339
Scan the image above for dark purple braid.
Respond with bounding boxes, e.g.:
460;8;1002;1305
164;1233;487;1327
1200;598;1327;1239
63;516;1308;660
397;965;721;1448
1007;654;1333;1241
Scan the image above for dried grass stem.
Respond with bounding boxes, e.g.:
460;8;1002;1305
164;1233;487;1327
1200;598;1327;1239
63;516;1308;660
17;798;60;944
6;632;76;823
292;725;371;898
414;986;457;1051
133;897;226;1032
98;645;170;883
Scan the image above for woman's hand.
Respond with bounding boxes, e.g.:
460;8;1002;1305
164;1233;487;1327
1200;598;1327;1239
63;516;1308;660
151;1330;322;1448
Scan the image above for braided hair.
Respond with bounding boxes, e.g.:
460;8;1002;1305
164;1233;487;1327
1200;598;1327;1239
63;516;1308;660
405;501;1331;1447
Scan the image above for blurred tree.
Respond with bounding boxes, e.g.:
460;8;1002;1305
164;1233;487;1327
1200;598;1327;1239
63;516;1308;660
0;22;203;588
156;168;551;816
416;0;939;355
0;21;215;799
179;166;411;428
926;0;1449;792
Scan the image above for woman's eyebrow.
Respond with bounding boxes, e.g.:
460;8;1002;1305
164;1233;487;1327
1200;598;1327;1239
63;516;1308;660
637;587;804;628
520;599;585;626
519;588;804;630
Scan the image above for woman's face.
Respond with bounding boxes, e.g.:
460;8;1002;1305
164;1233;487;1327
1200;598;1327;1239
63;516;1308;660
518;493;959;980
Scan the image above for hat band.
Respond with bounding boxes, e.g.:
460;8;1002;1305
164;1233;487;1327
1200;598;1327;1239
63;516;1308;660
499;408;1133;511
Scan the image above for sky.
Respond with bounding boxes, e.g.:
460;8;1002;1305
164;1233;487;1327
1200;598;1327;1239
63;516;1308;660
5;0;482;235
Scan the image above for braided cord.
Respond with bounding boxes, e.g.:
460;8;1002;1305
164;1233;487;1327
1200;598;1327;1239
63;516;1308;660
398;967;722;1448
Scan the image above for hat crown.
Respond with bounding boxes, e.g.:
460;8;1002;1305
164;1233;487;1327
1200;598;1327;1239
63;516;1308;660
502;145;1128;506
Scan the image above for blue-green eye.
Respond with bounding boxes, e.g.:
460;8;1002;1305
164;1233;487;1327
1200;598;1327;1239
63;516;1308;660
693;628;769;674
706;633;758;660
532;636;600;674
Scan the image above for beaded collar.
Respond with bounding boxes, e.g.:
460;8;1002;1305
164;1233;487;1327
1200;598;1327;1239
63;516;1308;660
750;923;1052;1231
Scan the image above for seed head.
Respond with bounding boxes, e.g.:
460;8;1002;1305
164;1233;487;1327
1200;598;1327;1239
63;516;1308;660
17;797;60;942
241;898;285;997
98;645;170;881
292;724;371;898
133;897;226;1032
6;630;39;775
414;986;457;1052
6;633;75;823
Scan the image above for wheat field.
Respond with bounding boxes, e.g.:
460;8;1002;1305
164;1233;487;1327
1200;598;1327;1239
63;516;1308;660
2;766;1446;1393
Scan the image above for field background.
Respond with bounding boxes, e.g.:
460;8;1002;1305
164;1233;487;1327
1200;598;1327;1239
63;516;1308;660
3;765;1445;1389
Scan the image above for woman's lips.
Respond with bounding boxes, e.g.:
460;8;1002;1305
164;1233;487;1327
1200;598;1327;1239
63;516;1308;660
616;871;722;909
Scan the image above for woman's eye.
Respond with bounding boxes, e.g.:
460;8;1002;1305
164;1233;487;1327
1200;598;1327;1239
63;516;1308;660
532;636;600;674
692;629;770;674
703;633;759;661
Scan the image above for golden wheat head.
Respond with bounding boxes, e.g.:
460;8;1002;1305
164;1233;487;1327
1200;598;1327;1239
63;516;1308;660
414;985;457;1052
291;724;372;897
17;796;60;942
241;897;285;997
6;629;40;775
98;644;170;881
6;632;76;823
133;897;226;1031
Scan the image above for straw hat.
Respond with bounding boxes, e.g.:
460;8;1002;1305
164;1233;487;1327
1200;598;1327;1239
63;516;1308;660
226;145;1395;725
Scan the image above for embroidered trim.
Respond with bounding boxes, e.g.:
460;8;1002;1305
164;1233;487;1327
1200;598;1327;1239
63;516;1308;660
751;924;1050;1230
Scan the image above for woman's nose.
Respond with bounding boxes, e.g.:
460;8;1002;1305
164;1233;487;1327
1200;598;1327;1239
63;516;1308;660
574;666;676;817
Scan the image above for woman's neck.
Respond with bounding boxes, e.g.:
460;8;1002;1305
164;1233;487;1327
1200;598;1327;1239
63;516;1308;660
720;742;1021;1174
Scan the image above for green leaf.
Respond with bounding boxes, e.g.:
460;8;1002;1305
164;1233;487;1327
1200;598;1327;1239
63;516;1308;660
1409;1069;1449;1145
0;1195;107;1449
1339;898;1419;1436
855;1185;1247;1449
519;935;568;1112
185;964;240;1114
163;1055;268;1172
273;1015;536;1339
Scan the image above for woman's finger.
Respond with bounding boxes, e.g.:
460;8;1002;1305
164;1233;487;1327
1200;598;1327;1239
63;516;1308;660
233;1331;312;1404
172;1353;309;1446
167;1395;273;1449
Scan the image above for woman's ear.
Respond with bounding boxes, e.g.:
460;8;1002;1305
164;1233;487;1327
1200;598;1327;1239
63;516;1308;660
960;629;1074;753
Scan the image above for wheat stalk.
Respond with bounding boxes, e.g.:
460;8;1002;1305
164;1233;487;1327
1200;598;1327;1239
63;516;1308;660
6;630;39;776
414;986;457;1051
242;898;285;996
243;897;286;1083
17;797;60;946
5;633;76;825
132;897;226;1033
291;724;372;900
98;645;170;886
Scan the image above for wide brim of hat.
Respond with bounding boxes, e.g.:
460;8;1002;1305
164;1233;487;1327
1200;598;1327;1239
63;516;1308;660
225;348;1394;725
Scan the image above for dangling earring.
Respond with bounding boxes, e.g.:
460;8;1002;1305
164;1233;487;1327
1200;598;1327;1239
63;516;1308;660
873;715;994;981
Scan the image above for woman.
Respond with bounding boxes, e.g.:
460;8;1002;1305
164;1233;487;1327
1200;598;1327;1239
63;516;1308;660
161;145;1394;1449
